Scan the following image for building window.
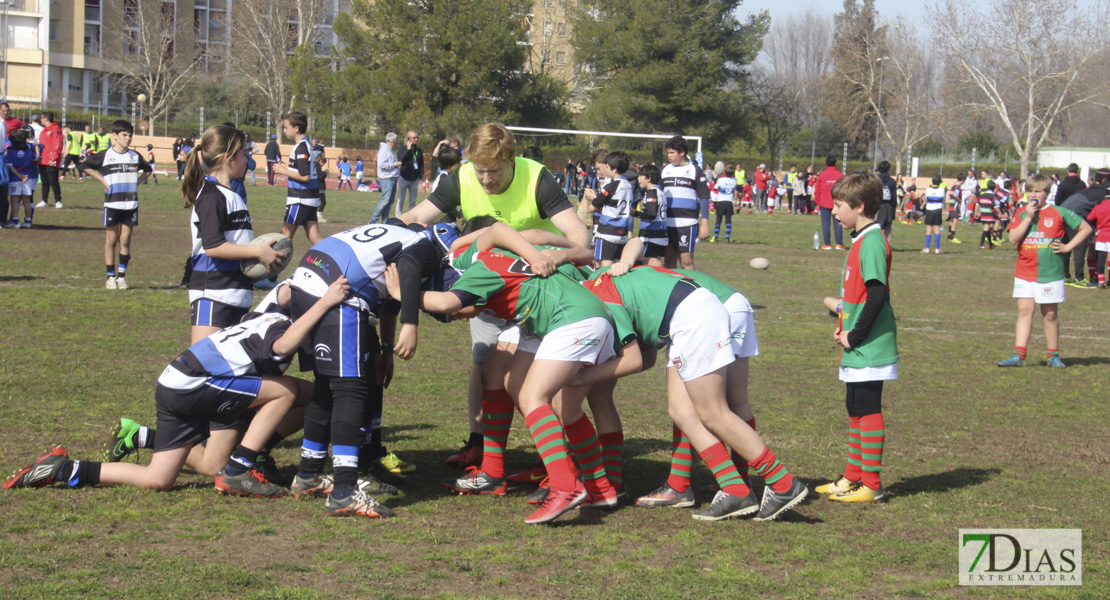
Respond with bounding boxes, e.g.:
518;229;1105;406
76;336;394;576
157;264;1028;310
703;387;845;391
556;51;566;65
557;22;566;37
544;21;553;37
541;50;550;65
49;21;57;41
84;24;101;55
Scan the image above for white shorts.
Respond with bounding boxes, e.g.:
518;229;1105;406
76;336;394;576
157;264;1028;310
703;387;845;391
355;171;364;180
666;288;735;382
839;364;898;382
9;180;36;195
1013;278;1065;304
723;292;759;358
339;174;350;182
497;324;540;354
1095;241;1110;252
529;317;615;364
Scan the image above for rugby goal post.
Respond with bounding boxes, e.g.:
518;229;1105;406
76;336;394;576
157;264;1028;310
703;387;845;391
506;126;704;166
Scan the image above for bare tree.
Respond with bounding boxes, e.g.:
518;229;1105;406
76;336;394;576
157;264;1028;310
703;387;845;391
231;0;328;138
840;19;941;173
103;0;201;135
928;0;1110;177
758;11;834;130
746;66;800;169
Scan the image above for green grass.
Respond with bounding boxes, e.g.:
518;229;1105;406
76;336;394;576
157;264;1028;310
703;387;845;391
0;179;1106;599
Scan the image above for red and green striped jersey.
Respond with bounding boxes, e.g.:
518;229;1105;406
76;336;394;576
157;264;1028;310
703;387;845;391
1007;205;1084;282
448;244;611;339
838;223;898;368
674;269;737;302
585;265;691;347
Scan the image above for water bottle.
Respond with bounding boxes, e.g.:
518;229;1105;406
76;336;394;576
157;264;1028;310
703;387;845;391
813;231;819;250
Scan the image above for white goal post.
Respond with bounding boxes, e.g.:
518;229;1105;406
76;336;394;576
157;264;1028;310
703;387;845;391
506;126;705;166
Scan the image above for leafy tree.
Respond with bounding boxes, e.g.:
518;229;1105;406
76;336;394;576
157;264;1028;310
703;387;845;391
333;0;571;140
956;131;1000;157
571;0;768;149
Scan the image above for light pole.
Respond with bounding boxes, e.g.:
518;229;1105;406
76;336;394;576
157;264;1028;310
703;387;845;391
2;0;11;102
873;56;889;170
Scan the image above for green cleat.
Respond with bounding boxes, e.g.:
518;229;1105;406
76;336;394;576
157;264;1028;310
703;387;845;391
105;418;142;462
997;354;1026;367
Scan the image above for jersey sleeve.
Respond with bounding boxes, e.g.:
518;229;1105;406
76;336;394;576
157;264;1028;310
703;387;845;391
536;169;574;219
857;233;889;286
293;144;312;176
1058;206;1086;230
1007;208;1026;230
81;150;105;171
449;263;506;306
427;170;461;214
450;243;479;271
137;154;152;173
256;319;294;368
594;180;620;211
195;189;231;250
605;302;638;348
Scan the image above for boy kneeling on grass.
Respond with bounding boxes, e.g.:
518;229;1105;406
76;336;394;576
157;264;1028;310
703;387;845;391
997;174;1092;368
4;278;350;497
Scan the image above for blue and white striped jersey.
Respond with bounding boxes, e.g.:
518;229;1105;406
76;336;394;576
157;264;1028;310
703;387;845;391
638;185;668;245
189;178;255;308
157;313;293;391
594;177;634;244
286;138;320;207
714;177;737;204
289;224;425;312
82;147;152;210
923;186;946;210
662;162;710;228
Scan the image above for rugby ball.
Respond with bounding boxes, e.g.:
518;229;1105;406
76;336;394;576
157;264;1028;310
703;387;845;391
241;233;294;280
749;257;770;270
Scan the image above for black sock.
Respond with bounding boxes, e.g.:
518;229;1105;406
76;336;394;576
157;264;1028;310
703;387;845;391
261;432;284;455
332;466;358;496
58;460;101;487
467;431;483;448
225;444;258;476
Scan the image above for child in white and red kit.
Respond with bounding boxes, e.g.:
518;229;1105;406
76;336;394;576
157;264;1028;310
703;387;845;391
1086;194;1110;288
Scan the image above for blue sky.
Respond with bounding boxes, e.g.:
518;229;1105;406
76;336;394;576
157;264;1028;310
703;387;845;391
736;0;928;26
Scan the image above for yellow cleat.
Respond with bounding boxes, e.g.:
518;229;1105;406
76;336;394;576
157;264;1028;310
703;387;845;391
376;450;416;474
829;482;885;503
815;476;855;495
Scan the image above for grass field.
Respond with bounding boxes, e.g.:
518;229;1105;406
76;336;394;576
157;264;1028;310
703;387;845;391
0;178;1106;599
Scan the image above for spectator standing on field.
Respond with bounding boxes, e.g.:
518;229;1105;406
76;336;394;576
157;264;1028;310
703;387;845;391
265;134;281;186
370;132;400;224
397;131;424;215
36;112;64;210
753;164;769;213
875;161;898;238
814;156;846;249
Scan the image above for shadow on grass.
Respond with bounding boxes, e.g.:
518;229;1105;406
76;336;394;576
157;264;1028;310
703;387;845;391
1059;356;1110;366
886;467;1002;496
0;275;42;282
26;224;102;231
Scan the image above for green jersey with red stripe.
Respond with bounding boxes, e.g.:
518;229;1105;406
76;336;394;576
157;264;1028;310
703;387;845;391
448;244;611;338
674;269;736;302
1007;205;1084;282
838;223;898;368
585;265;691;347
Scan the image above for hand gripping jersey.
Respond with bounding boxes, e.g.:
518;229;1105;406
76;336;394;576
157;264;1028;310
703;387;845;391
637;185;668;246
189;178;256;308
594;177;634;244
714;176;737;206
290;224;425;312
1008;205;1085;283
661;162;710;228
838;224;898;368
157;313;293;391
448;244;612;339
286;138;320;207
82;147;152;210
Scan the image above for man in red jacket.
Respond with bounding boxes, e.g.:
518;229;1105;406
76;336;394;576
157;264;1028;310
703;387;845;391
813;155;845;249
36;111;65;209
753;164;769;213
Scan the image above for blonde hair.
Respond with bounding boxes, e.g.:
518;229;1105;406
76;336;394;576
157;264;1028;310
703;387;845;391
1025;173;1052;193
181;125;246;207
466;123;515;166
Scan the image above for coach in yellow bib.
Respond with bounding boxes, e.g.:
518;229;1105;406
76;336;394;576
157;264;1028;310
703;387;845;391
400;123;589;470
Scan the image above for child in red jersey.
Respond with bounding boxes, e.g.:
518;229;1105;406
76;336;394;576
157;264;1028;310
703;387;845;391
1087;194;1110;288
997;174;1091;368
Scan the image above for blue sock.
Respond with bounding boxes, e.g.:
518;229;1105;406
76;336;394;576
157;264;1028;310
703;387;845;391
934;234;941;250
725;223;732;239
925;234;931;250
714;224;720;238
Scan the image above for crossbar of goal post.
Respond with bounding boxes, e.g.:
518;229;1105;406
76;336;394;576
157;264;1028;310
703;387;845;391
506;126;704;165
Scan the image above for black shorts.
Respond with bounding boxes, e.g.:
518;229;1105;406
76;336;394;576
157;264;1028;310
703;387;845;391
641;241;667;260
948;209;960;221
284;203;318;226
191;298;251;328
291;287;377;378
593;238;625;262
103;207;138;227
924;208;943;226
152;380;260;452
714;202;734;216
667;225;698;254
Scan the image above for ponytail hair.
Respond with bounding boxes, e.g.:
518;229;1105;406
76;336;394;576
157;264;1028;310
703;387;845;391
181;124;246;207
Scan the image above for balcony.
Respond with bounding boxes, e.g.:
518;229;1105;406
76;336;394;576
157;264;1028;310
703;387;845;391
85;4;101;23
6;0;45;14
